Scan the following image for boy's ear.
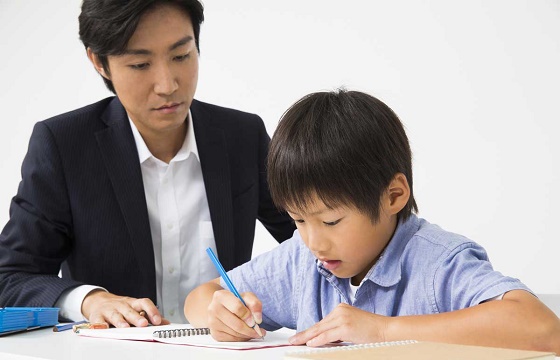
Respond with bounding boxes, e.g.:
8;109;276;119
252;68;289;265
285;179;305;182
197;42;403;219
86;48;110;80
384;173;410;215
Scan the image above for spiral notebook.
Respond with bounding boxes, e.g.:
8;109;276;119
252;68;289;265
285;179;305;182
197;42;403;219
76;324;295;350
284;340;555;360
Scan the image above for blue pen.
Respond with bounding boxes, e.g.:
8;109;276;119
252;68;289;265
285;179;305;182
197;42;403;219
206;247;264;339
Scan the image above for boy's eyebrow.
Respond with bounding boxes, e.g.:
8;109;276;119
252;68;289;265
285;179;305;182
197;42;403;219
289;208;328;217
121;35;194;55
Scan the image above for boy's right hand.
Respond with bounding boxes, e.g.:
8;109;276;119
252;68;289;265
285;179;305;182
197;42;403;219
207;289;266;341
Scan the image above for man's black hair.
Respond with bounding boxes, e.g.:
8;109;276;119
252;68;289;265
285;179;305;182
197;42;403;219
79;0;204;93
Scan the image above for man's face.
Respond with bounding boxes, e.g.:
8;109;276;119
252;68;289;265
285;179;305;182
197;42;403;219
104;4;198;138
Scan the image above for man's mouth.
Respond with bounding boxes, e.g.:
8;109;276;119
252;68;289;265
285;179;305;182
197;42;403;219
156;102;178;109
154;102;182;113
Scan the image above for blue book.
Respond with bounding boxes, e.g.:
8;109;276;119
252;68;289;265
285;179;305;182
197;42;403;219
0;307;59;336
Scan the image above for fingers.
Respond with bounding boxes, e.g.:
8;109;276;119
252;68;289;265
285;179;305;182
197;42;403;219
138;308;171;326
242;293;265;339
301;326;342;347
289;304;350;347
242;292;263;325
82;291;163;328
87;308;122;328
208;306;258;341
135;299;163;326
207;290;264;341
289;317;338;346
290;303;386;347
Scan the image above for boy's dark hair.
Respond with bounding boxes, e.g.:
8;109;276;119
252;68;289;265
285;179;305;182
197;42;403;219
268;89;418;223
79;0;204;93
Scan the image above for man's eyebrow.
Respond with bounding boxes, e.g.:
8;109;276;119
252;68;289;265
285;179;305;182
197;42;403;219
169;35;193;51
121;36;194;55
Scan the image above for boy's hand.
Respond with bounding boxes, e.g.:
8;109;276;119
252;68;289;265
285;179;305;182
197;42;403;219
207;289;267;342
288;303;388;347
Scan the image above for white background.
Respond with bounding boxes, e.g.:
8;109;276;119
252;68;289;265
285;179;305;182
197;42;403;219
0;1;558;294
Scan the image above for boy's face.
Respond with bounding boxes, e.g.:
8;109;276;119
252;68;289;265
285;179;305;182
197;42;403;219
287;195;398;285
103;4;198;137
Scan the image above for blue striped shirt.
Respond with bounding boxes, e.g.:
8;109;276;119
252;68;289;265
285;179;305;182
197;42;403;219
223;214;531;331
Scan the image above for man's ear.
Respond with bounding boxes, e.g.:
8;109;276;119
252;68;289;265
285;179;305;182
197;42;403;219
86;48;109;80
384;173;410;216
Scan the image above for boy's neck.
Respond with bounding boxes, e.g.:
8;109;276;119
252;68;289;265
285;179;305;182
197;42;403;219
350;215;399;286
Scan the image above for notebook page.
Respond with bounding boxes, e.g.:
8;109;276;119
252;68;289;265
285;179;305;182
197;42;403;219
284;341;555;360
77;324;297;350
156;329;295;349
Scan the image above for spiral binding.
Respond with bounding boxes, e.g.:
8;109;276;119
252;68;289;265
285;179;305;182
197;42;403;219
152;327;211;338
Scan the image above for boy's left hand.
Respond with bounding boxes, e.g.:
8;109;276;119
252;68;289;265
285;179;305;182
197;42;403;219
288;303;389;347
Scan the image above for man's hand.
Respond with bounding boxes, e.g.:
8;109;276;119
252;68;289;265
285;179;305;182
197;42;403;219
288;303;389;347
81;290;170;328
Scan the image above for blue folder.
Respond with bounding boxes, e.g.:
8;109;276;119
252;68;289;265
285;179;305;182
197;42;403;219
0;307;59;336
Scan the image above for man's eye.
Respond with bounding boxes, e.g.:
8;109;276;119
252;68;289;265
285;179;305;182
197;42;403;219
174;53;190;61
294;219;305;224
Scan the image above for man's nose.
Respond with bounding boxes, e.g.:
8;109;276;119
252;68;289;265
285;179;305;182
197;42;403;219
153;64;179;95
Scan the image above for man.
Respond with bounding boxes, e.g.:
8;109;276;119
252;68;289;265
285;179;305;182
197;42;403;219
0;0;294;326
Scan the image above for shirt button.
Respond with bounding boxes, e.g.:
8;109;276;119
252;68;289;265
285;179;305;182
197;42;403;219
162;178;168;185
167;223;174;230
169;309;175;316
168;266;175;274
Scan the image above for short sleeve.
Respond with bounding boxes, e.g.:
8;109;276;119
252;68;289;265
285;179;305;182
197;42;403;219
433;243;532;312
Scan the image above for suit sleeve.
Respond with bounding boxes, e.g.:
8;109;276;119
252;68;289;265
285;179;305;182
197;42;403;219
255;118;296;243
0;122;83;307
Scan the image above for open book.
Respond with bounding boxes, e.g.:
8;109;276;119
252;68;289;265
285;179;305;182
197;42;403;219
76;324;296;350
284;340;556;360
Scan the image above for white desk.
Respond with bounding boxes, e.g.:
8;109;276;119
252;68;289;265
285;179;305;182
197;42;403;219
0;327;299;360
1;327;558;360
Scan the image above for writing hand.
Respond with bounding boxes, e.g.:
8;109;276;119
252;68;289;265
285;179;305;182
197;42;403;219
81;289;170;328
289;303;388;347
207;289;266;341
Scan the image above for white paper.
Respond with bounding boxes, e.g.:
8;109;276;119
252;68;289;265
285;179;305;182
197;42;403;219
77;324;296;350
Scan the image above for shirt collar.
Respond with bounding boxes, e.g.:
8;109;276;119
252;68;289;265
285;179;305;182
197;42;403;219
128;109;199;164
316;213;421;288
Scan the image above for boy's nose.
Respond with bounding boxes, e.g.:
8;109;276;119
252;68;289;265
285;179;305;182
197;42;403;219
305;228;330;253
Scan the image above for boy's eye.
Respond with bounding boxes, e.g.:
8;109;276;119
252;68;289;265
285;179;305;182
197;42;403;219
323;219;341;226
294;219;305;224
130;63;150;70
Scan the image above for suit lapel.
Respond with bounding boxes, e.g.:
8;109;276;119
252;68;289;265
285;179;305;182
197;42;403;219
191;101;236;271
94;98;156;299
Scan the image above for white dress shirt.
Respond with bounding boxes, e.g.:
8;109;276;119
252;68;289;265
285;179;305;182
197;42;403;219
55;111;219;323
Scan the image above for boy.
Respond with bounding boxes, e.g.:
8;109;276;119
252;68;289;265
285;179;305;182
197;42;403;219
185;89;560;352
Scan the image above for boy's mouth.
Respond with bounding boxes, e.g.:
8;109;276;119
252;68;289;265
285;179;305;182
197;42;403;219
321;259;342;271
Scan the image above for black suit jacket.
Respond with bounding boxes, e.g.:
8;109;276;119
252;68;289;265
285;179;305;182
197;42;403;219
0;97;295;307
